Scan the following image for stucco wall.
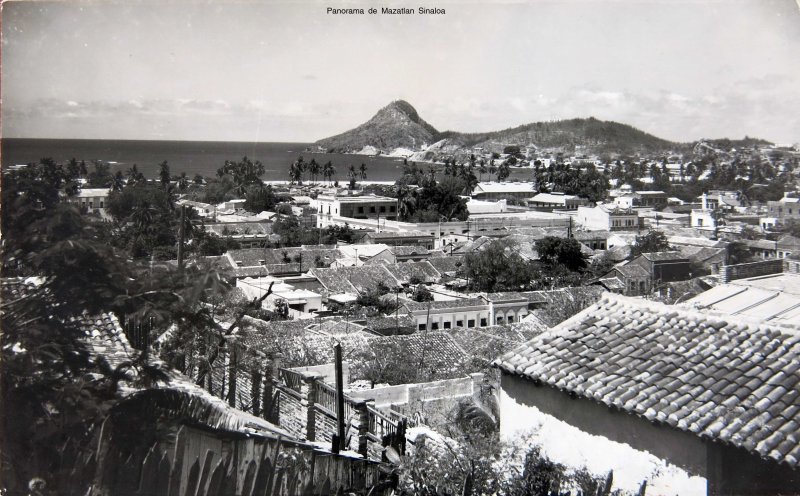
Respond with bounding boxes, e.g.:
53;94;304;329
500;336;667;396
499;373;707;495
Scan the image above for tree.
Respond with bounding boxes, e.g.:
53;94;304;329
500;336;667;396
159;160;171;190
126;163;146;186
462;239;539;292
308;158;321;184
243;184;278;213
631;229;671;257
323;161;335;185
359;163;368;181
536;236;587;272
87;160;113;188
0;164;172;493
216;156;264;196
412;284;434;302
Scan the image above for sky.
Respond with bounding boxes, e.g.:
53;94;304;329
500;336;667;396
2;0;799;144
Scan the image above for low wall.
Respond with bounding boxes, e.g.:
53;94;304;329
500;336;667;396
720;259;784;282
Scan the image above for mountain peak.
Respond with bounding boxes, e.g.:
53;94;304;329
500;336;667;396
315;100;438;152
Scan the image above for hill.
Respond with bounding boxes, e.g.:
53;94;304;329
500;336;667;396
315;100;439;153
315;101;689;158
437;117;679;154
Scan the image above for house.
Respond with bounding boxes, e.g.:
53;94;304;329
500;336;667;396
466;198;508;214
177;199;216;218
700;190;747;211
361;230;436;249
237;277;323;318
610;190;669;210
527;192;588;211
471;182;537;201
601;251;692;295
66;187;110;211
767;191;800;225
576;204;639;231
205;221;277;248
403;297;491;331
743;235;800;260
313;193;398;227
493;293;800;495
483;292;530;325
571;230;609;251
389;245;432;262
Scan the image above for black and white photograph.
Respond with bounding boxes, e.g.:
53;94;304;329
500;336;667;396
2;0;800;494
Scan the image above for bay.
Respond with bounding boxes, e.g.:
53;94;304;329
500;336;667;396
1;138;532;183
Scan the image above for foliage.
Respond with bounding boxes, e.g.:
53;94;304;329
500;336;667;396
536;236;587;272
86;160;113;188
727;241;754;265
106;183;179;258
461;239;539;292
396;174;469;222
412;284;434;302
0;163;176;494
631;229;671;258
216;156;265;196
533;162;610;203
243;183;278;213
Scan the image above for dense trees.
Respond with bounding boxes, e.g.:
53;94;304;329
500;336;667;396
396;173;469;223
216;156;265;195
107;183;179;259
631;229;671;258
462;239;538;292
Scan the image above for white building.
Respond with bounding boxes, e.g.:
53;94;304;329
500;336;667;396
67;188;110;211
471;182;537;201
312;193;398;228
237;277;323;318
576;204;639;231
527;192;588;210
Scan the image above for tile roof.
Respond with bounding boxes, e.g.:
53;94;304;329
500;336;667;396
383;261;441;284
684;280;800;322
390;245;432;256
641;251;688;262
494;293;800;467
614;263;651;278
311;265;402;295
427;256;464;275
365;332;469;378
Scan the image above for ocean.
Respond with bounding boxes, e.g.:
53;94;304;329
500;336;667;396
1;138;532;183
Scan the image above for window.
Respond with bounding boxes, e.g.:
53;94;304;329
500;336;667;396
418;323;426;331
456;320;463;327
443;321;451;329
467;319;475;328
358;206;364;213
370;206;376;213
480;318;487;327
100;201;104;208
431;322;439;330
390;206;396;212
507;315;514;323
496;316;504;324
380;206;386;213
697;219;704;227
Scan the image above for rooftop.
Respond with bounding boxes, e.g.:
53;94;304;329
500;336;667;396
473;182;537;194
494;293;800;467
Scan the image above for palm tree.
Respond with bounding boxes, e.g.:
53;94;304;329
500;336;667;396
488;159;497;179
177;172;189;191
359;163;367;181
126;164;145;185
112;171;125;192
478;159;487;182
397;187;416;220
323;161;335;185
348;164;357;189
309;159;321;184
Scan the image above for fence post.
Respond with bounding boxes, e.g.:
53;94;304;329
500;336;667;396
356;400;371;458
303;375;322;442
263;353;282;422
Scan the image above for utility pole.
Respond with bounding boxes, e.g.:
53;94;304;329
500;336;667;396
334;343;346;452
177;205;186;273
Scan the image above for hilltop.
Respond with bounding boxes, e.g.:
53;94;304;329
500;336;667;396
315;100;439;154
315;101;686;158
